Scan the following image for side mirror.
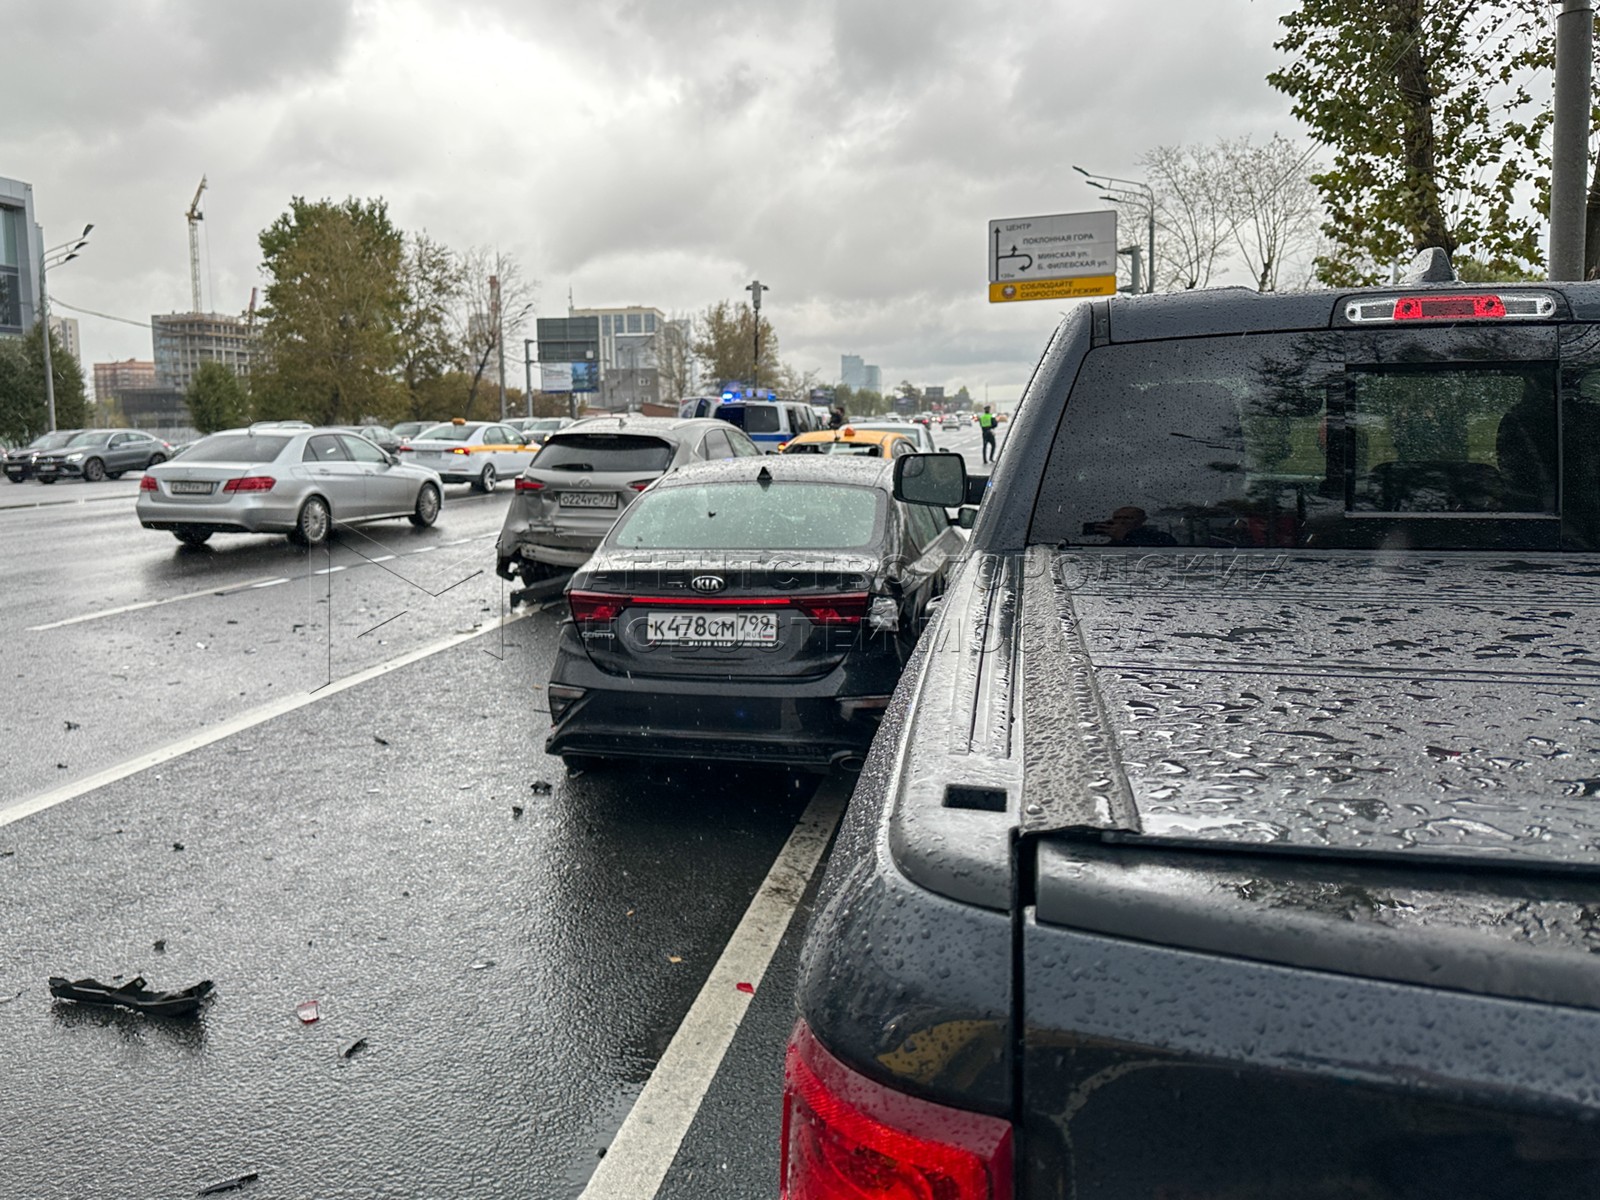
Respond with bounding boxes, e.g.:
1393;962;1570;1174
965;473;989;507
894;452;966;507
957;506;977;530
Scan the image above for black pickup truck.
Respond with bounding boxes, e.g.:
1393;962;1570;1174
785;264;1600;1198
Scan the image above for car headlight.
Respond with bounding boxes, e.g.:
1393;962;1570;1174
65;452;83;461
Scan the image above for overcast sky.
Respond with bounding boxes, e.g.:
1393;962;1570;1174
5;0;1307;401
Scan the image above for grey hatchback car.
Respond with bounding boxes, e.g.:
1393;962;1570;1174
138;425;444;547
495;415;762;584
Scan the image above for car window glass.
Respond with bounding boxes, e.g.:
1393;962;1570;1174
68;431;110;446
611;482;883;550
486;426;515;444
303;434;351;463
534;434;675;473
341;434;388;463
727;430;761;457
904;495;945;551
419;423;478;442
720;405;779;433
181;435;290;464
1031;331;1563;552
702;429;733;459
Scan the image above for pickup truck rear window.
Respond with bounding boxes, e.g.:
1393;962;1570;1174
1030;331;1586;551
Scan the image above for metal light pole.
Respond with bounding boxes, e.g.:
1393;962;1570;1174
38;223;93;432
1550;0;1594;279
745;279;769;394
523;338;535;420
1073;166;1156;293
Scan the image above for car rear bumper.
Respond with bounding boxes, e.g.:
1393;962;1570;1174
543;629;893;767
137;494;303;533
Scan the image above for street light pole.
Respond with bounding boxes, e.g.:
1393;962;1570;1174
745;279;769;394
523;338;535;420
1073;166;1156;293
38;223;93;432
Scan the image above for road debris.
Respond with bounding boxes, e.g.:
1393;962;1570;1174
735;981;755;995
48;975;214;1018
196;1169;259;1195
374;735;390;746
470;960;496;971
295;1000;320;1024
529;780;553;796
511;805;524;820
153;939;167;953
342;1037;368;1058
173;842;185;852
667;955;683;964
64;721;80;731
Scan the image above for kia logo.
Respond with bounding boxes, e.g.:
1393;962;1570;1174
690;575;726;594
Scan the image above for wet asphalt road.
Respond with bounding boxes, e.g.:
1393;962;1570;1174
0;421;995;1199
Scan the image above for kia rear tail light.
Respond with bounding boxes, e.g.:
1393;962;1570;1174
139;475;157;491
222;476;276;493
568;591;625;624
782;1020;1012;1199
791;593;869;626
515;478;545;491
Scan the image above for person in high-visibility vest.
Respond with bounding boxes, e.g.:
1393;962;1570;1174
977;406;998;464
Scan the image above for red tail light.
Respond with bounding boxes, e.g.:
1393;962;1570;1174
451;446;470;455
222;476;276;493
782;1020;1012;1199
395;445;413;452
1393;294;1506;320
791;593;869;626
139;475;157;491
515;478;545;491
628;479;654;492
568;591;625;623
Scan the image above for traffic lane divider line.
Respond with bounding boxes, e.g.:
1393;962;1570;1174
0;611;529;829
577;778;848;1200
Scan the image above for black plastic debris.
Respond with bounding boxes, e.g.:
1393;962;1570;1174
342;1037;368;1058
173;842;185;852
511;805;524;820
49;975;213;1018
374;735;390;746
197;1170;258;1195
64;721;80;731
153;939;167;953
530;780;553;796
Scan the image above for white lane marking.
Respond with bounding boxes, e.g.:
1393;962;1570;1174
0;613;527;829
578;779;848;1200
26;576;289;630
313;566;346;575
372;555;395;563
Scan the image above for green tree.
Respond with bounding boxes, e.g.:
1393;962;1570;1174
1268;0;1552;284
254;196;408;424
397;232;465;418
0;326;88;442
185;361;249;433
692;300;781;392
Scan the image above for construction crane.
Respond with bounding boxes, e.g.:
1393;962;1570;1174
186;176;207;313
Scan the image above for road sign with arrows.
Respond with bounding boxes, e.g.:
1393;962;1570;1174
987;210;1118;303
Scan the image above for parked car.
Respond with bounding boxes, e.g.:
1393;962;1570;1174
137;426;443;547
544;455;963;771
390;420;433;441
333;423;403;454
495;415;761;585
396;419;538;491
507;416;575;446
34;429;174;483
787;257;1600;1198
779;427;917;457
712;398;825;452
3;429;84;482
941;413;965;430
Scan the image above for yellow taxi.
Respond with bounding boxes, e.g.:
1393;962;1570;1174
397;417;539;491
778;427;919;458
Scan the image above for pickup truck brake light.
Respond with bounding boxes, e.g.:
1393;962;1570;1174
1345;290;1557;323
782;1019;1012;1200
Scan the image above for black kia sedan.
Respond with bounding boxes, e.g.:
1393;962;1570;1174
543;456;964;771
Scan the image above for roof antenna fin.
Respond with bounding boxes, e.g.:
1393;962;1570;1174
1403;247;1457;284
757;464;773;489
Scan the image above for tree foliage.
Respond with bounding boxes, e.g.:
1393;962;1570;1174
184;361;249;434
397;232;466;417
692;300;782;391
655;312;695;405
0;326;87;443
255;196;408;424
1268;0;1554;285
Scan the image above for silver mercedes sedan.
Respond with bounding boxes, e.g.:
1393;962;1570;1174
137;425;445;547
